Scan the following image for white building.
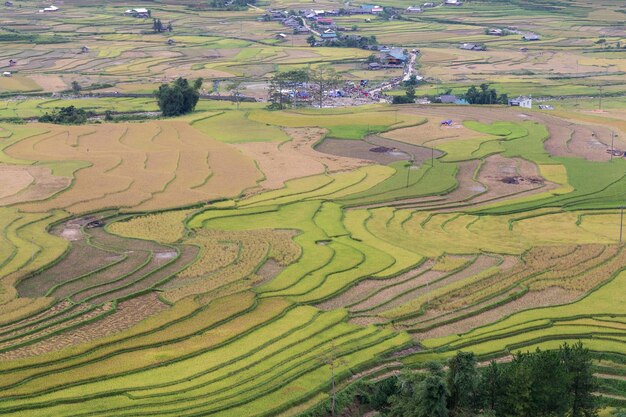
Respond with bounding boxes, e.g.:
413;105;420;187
509;96;532;109
39;5;59;12
406;6;423;12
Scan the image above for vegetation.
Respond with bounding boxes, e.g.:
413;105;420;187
155;77;203;116
311;345;598;417
38;105;90;124
464;84;509;105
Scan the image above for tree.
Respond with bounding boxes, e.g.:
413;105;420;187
528;349;570;417
167;21;173;32
308;66;340;108
39;106;89;124
463;83;508;105
562;342;598;417
267;69;309;109
447;352;480;417
154;77;201;117
153;18;164;33
405;74;418;86
418;362;449;417
392;85;416;104
481;361;505;413
71;81;81;95
366;54;378;64
307;35;316;47
226;81;242;110
389;362;448;417
193;77;203;91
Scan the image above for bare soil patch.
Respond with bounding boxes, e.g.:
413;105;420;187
255;259;284;286
316;135;442;166
474;154;557;199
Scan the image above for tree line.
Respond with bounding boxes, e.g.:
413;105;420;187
302;342;600;417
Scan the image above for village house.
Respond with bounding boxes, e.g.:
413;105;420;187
80;45;89;53
423;2;435;7
124;8;150;18
39;5;59;12
2;71;12;77
438;94;458;104
508;96;532;108
444;0;462;5
316;17;334;26
438;94;468;104
167;39;176;45
361;4;384;14
523;33;541;41
406;6;423;13
275;33;287;40
5;1;14;6
320;30;337;40
8;59;17;66
460;43;486;51
266;9;287;20
282;16;301;28
379;47;407;66
346;7;369;14
487;28;504;36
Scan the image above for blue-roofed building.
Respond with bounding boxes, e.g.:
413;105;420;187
320;31;338;39
380;47;407;66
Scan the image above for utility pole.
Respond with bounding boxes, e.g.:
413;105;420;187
599;85;603;110
611;132;614;161
619;206;624;243
431;146;434;167
321;341;347;417
405;160;412;188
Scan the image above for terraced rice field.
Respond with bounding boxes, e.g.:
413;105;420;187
0;101;625;414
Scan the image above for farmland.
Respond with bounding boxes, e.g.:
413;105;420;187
1;0;626;416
